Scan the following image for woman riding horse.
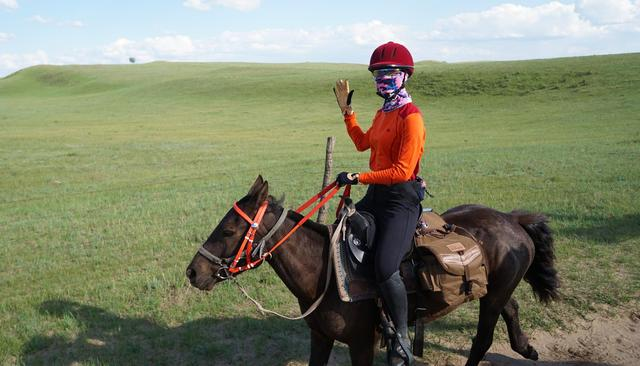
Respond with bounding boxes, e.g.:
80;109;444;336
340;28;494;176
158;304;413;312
334;41;425;366
187;41;559;366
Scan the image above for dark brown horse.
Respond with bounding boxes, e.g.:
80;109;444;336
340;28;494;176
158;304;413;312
186;176;560;366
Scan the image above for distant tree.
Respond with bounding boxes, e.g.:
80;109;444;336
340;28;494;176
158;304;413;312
129;57;136;64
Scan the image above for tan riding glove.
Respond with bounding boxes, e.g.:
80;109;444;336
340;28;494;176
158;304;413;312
333;79;354;116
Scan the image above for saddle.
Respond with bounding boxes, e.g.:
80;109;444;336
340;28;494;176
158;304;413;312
332;205;488;319
331;204;378;302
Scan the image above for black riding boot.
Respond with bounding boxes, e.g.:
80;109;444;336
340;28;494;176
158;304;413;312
379;271;414;366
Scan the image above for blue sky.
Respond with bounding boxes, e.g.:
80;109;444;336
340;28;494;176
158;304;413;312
1;0;639;76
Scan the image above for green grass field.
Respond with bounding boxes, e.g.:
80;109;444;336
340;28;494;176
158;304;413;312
1;53;639;365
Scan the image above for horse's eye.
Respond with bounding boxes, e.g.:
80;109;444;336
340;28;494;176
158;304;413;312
222;229;235;237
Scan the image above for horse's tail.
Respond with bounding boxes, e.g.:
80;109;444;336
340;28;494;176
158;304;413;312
512;210;560;303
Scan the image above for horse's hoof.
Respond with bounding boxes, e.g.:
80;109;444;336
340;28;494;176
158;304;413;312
524;345;539;360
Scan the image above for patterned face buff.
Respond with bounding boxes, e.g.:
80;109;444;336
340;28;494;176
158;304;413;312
373;69;412;112
374;69;404;98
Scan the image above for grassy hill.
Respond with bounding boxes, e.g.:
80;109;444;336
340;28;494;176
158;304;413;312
1;54;639;365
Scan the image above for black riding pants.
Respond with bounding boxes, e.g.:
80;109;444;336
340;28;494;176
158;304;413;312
355;180;422;282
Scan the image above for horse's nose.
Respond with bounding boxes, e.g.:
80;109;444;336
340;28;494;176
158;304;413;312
186;267;196;280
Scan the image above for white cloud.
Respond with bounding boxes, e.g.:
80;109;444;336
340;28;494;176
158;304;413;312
217;28;329;53
30;15;85;28
578;0;640;24
0;32;14;42
102;35;197;63
338;20;406;46
409;1;640;62
30;15;51;24
428;2;604;41
103;38;145;61
217;29;313;53
3;4;640;78
0;50;48;71
183;0;261;11
91;20;403;66
0;0;18;10
210;19;403;58
144;35;195;55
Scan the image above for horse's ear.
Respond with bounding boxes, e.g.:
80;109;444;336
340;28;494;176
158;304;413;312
247;175;265;197
256;180;269;203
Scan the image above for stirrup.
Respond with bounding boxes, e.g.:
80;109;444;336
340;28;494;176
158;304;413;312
377;298;414;365
387;333;414;366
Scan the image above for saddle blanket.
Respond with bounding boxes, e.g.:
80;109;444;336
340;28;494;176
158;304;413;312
331;223;418;302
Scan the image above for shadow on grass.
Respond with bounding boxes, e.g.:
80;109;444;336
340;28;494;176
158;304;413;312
550;213;640;244
23;300;531;366
22;299;311;366
425;317;477;334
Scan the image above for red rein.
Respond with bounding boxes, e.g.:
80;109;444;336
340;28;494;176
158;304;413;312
228;182;351;274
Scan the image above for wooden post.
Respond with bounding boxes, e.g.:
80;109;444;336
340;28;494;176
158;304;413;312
317;136;335;224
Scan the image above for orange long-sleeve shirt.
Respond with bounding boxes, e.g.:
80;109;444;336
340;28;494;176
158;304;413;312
344;103;426;186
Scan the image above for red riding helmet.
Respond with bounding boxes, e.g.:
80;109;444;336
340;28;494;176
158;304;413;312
368;41;414;76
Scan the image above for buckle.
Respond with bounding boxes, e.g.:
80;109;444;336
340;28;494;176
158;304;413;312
215;266;233;280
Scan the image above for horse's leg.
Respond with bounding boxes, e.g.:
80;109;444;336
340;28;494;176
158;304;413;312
347;336;376;366
465;298;503;366
501;298;539;360
309;330;334;366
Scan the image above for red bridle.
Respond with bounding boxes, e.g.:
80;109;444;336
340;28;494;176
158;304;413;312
198;181;351;277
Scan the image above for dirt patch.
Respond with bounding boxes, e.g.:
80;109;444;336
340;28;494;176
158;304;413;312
285;306;639;365
430;306;640;366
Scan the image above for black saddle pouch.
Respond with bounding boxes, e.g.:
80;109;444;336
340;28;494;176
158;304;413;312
346;210;376;252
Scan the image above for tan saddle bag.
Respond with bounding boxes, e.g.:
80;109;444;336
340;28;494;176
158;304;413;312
414;212;488;318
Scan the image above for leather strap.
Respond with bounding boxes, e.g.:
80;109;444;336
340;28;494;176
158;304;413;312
235;212;348;320
251;207;289;258
198;246;226;266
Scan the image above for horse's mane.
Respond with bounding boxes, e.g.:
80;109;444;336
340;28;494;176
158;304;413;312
268;194;286;207
285;210;331;236
268;194;330;237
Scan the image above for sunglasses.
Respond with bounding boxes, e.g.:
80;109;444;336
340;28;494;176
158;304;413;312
372;68;404;78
